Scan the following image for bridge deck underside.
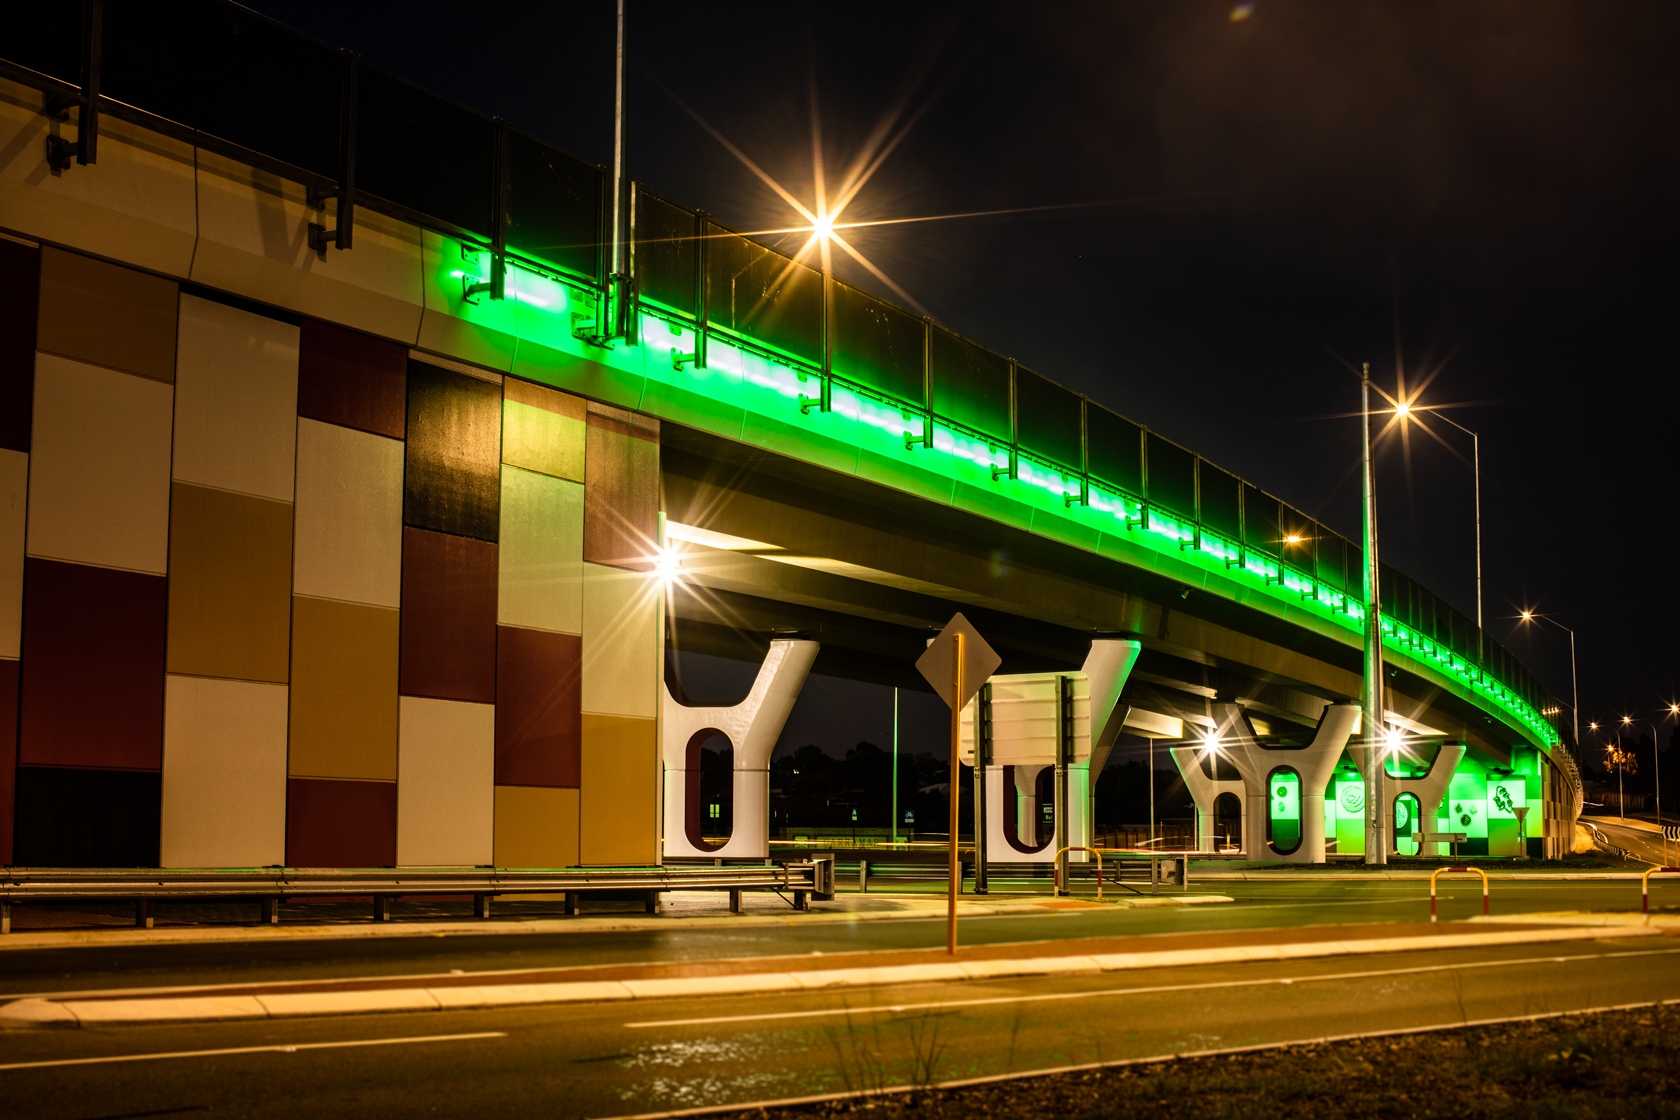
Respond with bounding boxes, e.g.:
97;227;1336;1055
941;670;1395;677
662;425;1521;763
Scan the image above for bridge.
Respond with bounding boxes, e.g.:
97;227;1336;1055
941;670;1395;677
0;1;1574;876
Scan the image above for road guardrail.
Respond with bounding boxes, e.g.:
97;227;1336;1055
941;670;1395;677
0;860;832;934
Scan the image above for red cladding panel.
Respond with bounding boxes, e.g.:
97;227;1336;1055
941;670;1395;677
399;527;497;703
285;777;397;867
19;559;166;771
582;412;659;570
0;239;40;453
297;319;407;439
495;626;581;788
0;659;17;864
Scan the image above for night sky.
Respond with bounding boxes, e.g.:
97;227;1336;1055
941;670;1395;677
255;1;1680;763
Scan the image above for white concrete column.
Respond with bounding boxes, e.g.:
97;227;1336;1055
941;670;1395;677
661;639;818;859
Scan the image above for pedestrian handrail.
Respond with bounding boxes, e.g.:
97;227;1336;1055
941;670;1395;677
1642;866;1680;926
1429;866;1490;923
0;861;830;934
1053;847;1104;901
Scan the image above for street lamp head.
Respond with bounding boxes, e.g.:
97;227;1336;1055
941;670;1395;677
1622;716;1633;726
1589;722;1599;732
1394;401;1412;418
1520;610;1533;621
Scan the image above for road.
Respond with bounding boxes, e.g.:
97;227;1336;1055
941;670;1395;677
3;934;1677;1118
1585;816;1677;868
0;877;1653;1000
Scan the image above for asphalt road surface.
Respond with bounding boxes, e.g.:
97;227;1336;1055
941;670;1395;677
0;877;1653;1001
4;934;1677;1118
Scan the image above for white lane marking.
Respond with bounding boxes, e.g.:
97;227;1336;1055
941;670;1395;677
606;998;1680;1120
0;1030;506;1072
625;946;1680;1028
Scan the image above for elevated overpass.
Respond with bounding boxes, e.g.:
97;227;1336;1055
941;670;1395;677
0;2;1572;870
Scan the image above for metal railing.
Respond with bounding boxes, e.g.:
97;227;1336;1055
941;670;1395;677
0;860;833;934
1642;866;1680;926
1429;866;1490;923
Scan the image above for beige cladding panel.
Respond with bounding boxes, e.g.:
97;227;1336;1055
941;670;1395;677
499;466;583;636
494;785;579;869
397;696;495;867
160;674;289;868
165;482;293;684
580;562;657;719
26;355;174;575
172;294;300;501
0;449;24;659
0;83;197;277
289;595;398;781
292;418;404;608
579;714;657;866
191;151;424;344
502;378;586;483
37;247;180;383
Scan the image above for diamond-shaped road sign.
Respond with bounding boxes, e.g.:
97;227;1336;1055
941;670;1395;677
916;612;1001;711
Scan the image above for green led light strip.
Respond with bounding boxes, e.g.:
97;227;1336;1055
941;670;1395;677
450;248;1559;752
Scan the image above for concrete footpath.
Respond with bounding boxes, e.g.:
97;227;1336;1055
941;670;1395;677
2;917;1666;1030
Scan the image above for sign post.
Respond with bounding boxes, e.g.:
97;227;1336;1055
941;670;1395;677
916;613;1001;955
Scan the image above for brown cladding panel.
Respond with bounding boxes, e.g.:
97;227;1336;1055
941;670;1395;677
297;320;407;439
0;658;15;864
399;527;497;704
12;766;162;867
495;625;581;788
165;483;294;684
285;777;397;867
403;361;502;542
583;412;658;570
0;240;40;453
19;558;166;771
36;248;178;383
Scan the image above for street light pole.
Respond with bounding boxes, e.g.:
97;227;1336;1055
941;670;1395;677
1432;413;1482;657
1520;612;1582;768
1361;363;1388;866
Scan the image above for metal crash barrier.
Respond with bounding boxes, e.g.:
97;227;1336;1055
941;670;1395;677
1052;847;1104;900
1429;866;1490;923
1642;866;1680;925
0;859;834;934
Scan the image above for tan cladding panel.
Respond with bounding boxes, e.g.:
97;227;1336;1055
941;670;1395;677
166;482;293;683
37;248;178;383
579;714;657;866
583;408;658;571
502;378;585;483
494;786;579;869
289;595;398;780
499;467;583;636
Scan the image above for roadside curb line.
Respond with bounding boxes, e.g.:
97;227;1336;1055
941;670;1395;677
0;923;1655;1029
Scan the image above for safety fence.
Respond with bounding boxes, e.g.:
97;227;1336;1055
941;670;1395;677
0;860;834;933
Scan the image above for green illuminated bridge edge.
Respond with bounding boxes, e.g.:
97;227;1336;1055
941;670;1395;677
445;241;1558;754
